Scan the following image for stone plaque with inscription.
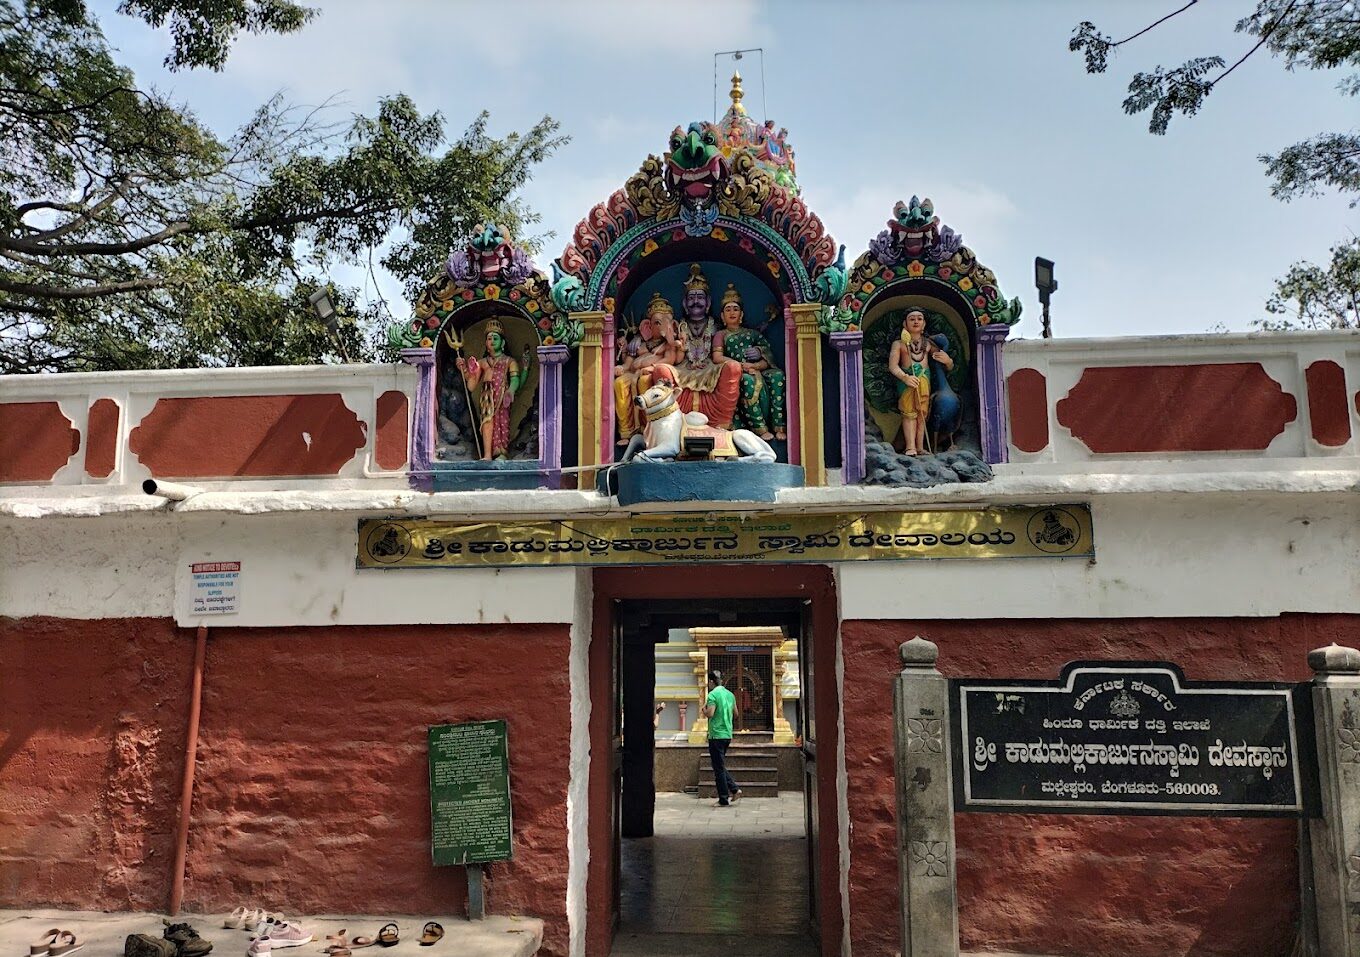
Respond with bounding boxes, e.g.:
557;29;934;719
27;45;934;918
428;720;513;865
951;662;1315;816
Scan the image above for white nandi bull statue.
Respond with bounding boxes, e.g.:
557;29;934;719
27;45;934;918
621;377;776;464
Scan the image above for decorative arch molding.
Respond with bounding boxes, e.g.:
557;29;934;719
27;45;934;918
389;227;577;352
831;196;1022;334
584;214;812;310
551;149;846;315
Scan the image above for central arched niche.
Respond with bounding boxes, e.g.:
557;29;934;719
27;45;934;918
608;222;796;445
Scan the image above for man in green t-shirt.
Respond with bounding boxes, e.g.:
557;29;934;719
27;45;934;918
701;669;742;807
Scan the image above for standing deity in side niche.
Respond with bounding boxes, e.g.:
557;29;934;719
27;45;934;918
613;292;681;444
665;264;743;428
888;309;952;455
712;283;786;441
455;318;531;460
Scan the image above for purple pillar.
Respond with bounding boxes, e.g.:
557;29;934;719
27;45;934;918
537;344;569;487
975;323;1011;465
400;347;436;492
830;331;865;485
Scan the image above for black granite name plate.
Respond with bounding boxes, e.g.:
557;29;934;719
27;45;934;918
950;662;1315;817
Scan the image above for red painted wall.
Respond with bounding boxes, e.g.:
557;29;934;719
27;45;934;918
842;614;1356;957
0;616;191;909
0;402;80;483
0;618;572;957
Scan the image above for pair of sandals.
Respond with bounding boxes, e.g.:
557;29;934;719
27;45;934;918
30;930;84;957
325;923;441;956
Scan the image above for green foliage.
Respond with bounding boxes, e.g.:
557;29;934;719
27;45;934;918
0;0;567;373
1261;132;1360;206
1073;0;1359;328
1259;236;1359;330
118;0;316;70
1072;2;1359;136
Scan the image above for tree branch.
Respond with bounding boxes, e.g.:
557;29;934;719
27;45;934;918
1209;0;1300;91
1115;0;1201;46
0;275;166;299
0;219;193;256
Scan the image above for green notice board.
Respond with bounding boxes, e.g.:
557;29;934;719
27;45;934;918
427;720;513;865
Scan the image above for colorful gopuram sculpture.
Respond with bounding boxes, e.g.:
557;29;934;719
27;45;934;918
454;319;532;460
663;264;743;429
713;283;786;441
888;309;953;456
613;293;681;445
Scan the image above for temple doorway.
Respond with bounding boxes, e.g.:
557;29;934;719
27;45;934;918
588;567;840;957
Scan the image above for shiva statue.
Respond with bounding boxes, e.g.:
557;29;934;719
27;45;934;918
613;292;681;445
712;283;786;441
888;309;953;456
660;264;742;428
455;318;532;460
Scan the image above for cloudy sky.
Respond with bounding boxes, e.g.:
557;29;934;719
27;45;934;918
96;0;1355;340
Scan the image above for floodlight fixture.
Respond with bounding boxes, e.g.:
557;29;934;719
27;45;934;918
1034;257;1057;339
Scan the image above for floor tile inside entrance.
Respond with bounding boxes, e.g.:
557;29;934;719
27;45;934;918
611;791;816;957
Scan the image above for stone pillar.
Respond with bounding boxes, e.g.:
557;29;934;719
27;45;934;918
536;344;569;487
772;639;798;745
975;322;1011;465
688;648;709;744
574;311;606;490
790;302;825;486
400;347;436;492
893;636;959;957
1307;642;1360;956
830;330;865;486
600;312;616;467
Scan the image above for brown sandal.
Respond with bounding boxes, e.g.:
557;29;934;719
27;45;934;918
348;937;374;950
376;925;399;948
418;924;443;947
49;932;84;957
30;929;60;956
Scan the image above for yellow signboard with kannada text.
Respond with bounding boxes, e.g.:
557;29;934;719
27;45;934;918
356;505;1093;569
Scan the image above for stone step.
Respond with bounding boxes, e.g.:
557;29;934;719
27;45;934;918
699;756;778;767
697;766;779;781
701;750;777;761
697;782;781;798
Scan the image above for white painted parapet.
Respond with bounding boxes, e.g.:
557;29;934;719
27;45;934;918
1003;330;1360;471
0;363;417;492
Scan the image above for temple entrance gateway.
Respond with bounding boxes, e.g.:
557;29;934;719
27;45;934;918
589;567;841;957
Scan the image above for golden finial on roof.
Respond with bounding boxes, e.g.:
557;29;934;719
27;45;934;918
729;71;746;115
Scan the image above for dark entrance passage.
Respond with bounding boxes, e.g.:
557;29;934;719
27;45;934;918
586;566;842;957
608;597;819;957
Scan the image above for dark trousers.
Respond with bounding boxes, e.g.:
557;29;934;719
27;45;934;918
708;738;739;802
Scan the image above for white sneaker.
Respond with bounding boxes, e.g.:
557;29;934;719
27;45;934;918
264;924;313;950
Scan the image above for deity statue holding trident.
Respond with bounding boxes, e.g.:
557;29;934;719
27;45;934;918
449;318;531;460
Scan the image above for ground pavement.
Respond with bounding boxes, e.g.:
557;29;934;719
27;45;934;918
611;790;815;957
0;911;540;957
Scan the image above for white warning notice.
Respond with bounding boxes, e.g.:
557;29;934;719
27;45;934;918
190;561;241;615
